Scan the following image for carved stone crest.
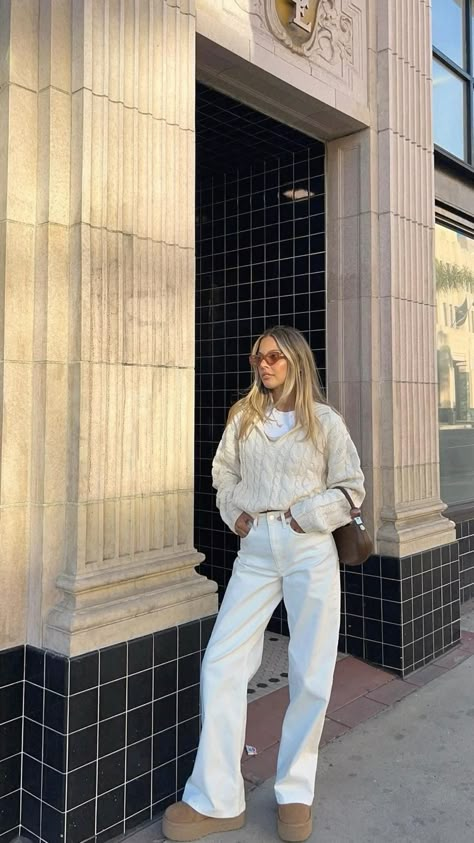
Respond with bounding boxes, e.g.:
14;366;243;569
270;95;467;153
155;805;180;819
253;0;353;63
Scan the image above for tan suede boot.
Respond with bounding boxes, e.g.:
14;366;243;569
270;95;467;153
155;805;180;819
277;803;313;842
162;801;246;842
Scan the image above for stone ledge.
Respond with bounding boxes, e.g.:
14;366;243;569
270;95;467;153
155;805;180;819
43;550;218;656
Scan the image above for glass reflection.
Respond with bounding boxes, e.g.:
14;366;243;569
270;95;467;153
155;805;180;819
432;0;465;67
432;58;466;159
436;224;474;506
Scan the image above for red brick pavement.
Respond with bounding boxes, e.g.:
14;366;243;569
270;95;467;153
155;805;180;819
241;628;474;786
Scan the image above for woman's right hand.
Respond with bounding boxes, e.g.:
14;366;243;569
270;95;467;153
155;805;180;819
234;511;254;538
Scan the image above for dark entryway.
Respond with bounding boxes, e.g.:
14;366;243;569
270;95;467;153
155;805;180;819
194;82;326;630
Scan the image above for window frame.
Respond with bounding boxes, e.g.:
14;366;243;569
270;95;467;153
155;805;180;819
432;0;474;172
434;216;474;514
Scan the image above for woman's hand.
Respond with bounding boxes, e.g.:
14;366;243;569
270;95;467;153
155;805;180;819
235;511;254;538
284;510;305;533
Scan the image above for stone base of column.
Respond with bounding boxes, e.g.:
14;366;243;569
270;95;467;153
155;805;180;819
44;551;218;657
378;500;456;558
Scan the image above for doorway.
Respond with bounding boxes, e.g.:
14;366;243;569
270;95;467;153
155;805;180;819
194;82;326;632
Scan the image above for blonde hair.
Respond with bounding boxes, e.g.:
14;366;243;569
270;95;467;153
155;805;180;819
228;325;328;447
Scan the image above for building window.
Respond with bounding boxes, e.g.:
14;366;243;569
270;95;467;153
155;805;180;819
432;0;474;166
436;223;474;507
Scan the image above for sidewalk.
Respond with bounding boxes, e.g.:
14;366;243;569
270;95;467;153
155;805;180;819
133;605;474;843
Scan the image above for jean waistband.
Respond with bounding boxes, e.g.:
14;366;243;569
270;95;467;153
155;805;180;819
253;511;290;527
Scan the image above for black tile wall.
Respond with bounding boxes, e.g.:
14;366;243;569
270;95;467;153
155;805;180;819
456;518;474;603
195;83;326;610
339;543;461;675
13;616;215;843
0;646;24;841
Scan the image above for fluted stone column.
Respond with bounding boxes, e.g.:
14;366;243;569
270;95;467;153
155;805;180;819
0;0;216;658
327;0;455;557
0;0;38;649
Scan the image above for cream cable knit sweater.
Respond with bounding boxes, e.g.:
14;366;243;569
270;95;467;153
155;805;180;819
212;403;365;535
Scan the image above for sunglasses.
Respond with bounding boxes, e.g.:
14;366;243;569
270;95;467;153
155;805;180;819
249;351;286;367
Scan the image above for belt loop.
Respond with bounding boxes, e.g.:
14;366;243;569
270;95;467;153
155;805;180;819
281;511;288;529
254;515;259;529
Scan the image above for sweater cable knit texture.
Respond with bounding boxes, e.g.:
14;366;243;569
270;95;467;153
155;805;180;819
212;403;365;535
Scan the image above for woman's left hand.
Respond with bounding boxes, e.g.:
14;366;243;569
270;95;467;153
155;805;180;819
284;510;305;533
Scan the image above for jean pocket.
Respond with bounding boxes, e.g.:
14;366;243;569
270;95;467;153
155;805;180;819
288;523;306;537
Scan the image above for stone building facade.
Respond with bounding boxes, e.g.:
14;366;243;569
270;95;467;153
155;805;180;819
0;1;472;842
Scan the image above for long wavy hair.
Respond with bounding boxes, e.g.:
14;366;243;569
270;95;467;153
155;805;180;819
228;325;328;447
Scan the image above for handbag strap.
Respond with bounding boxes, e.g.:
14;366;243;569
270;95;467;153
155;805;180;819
333;486;360;517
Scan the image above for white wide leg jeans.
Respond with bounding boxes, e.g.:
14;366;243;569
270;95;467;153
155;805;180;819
182;513;341;817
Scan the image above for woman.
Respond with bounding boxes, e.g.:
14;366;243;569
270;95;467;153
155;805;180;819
163;326;365;842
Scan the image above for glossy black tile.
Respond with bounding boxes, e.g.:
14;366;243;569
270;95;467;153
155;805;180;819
100;679;126;721
25;647;45;687
100;644;127;685
99;714;126;758
152;760;176;805
42;766;66;812
0;648;24;689
125;772;151;817
45;653;68;696
127;704;152;745
364;640;383;664
346;615;363;638
346;636;363;659
97;820;124;843
128;636;153;675
20;792;40;837
97;786;125;833
381;579;401;602
68;724;98;771
152;793;175;818
66;799;95;843
178;717;200;757
41;802;65;843
154;629;178;668
67;761;96;810
0;756;21;799
380;557;400;579
178;686;200;724
44;690;67;733
22;754;41;799
178;622;200;657
382;622;402;647
154;662;177;700
43;726;67;772
127;738;152;781
126;808;151;832
70;652;99;694
177;751;196;791
69;687;98;733
178;653;201;691
24;683;44;725
128;670;153;711
98;749;125;796
0;720;22;762
383;644;402;671
364;618;382;643
0;683;23;726
153;726;177;768
0;828;20;843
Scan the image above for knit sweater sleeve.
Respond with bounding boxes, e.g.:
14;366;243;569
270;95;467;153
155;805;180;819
212;416;244;534
290;412;365;534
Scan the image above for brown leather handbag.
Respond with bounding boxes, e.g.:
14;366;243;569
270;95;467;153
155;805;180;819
332;486;373;566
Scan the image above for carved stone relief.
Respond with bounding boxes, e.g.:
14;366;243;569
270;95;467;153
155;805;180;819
244;0;353;64
206;0;366;107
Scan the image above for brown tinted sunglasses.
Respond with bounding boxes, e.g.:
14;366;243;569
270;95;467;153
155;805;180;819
249;351;286;367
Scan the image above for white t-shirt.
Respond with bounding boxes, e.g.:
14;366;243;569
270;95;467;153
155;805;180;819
263;407;296;440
